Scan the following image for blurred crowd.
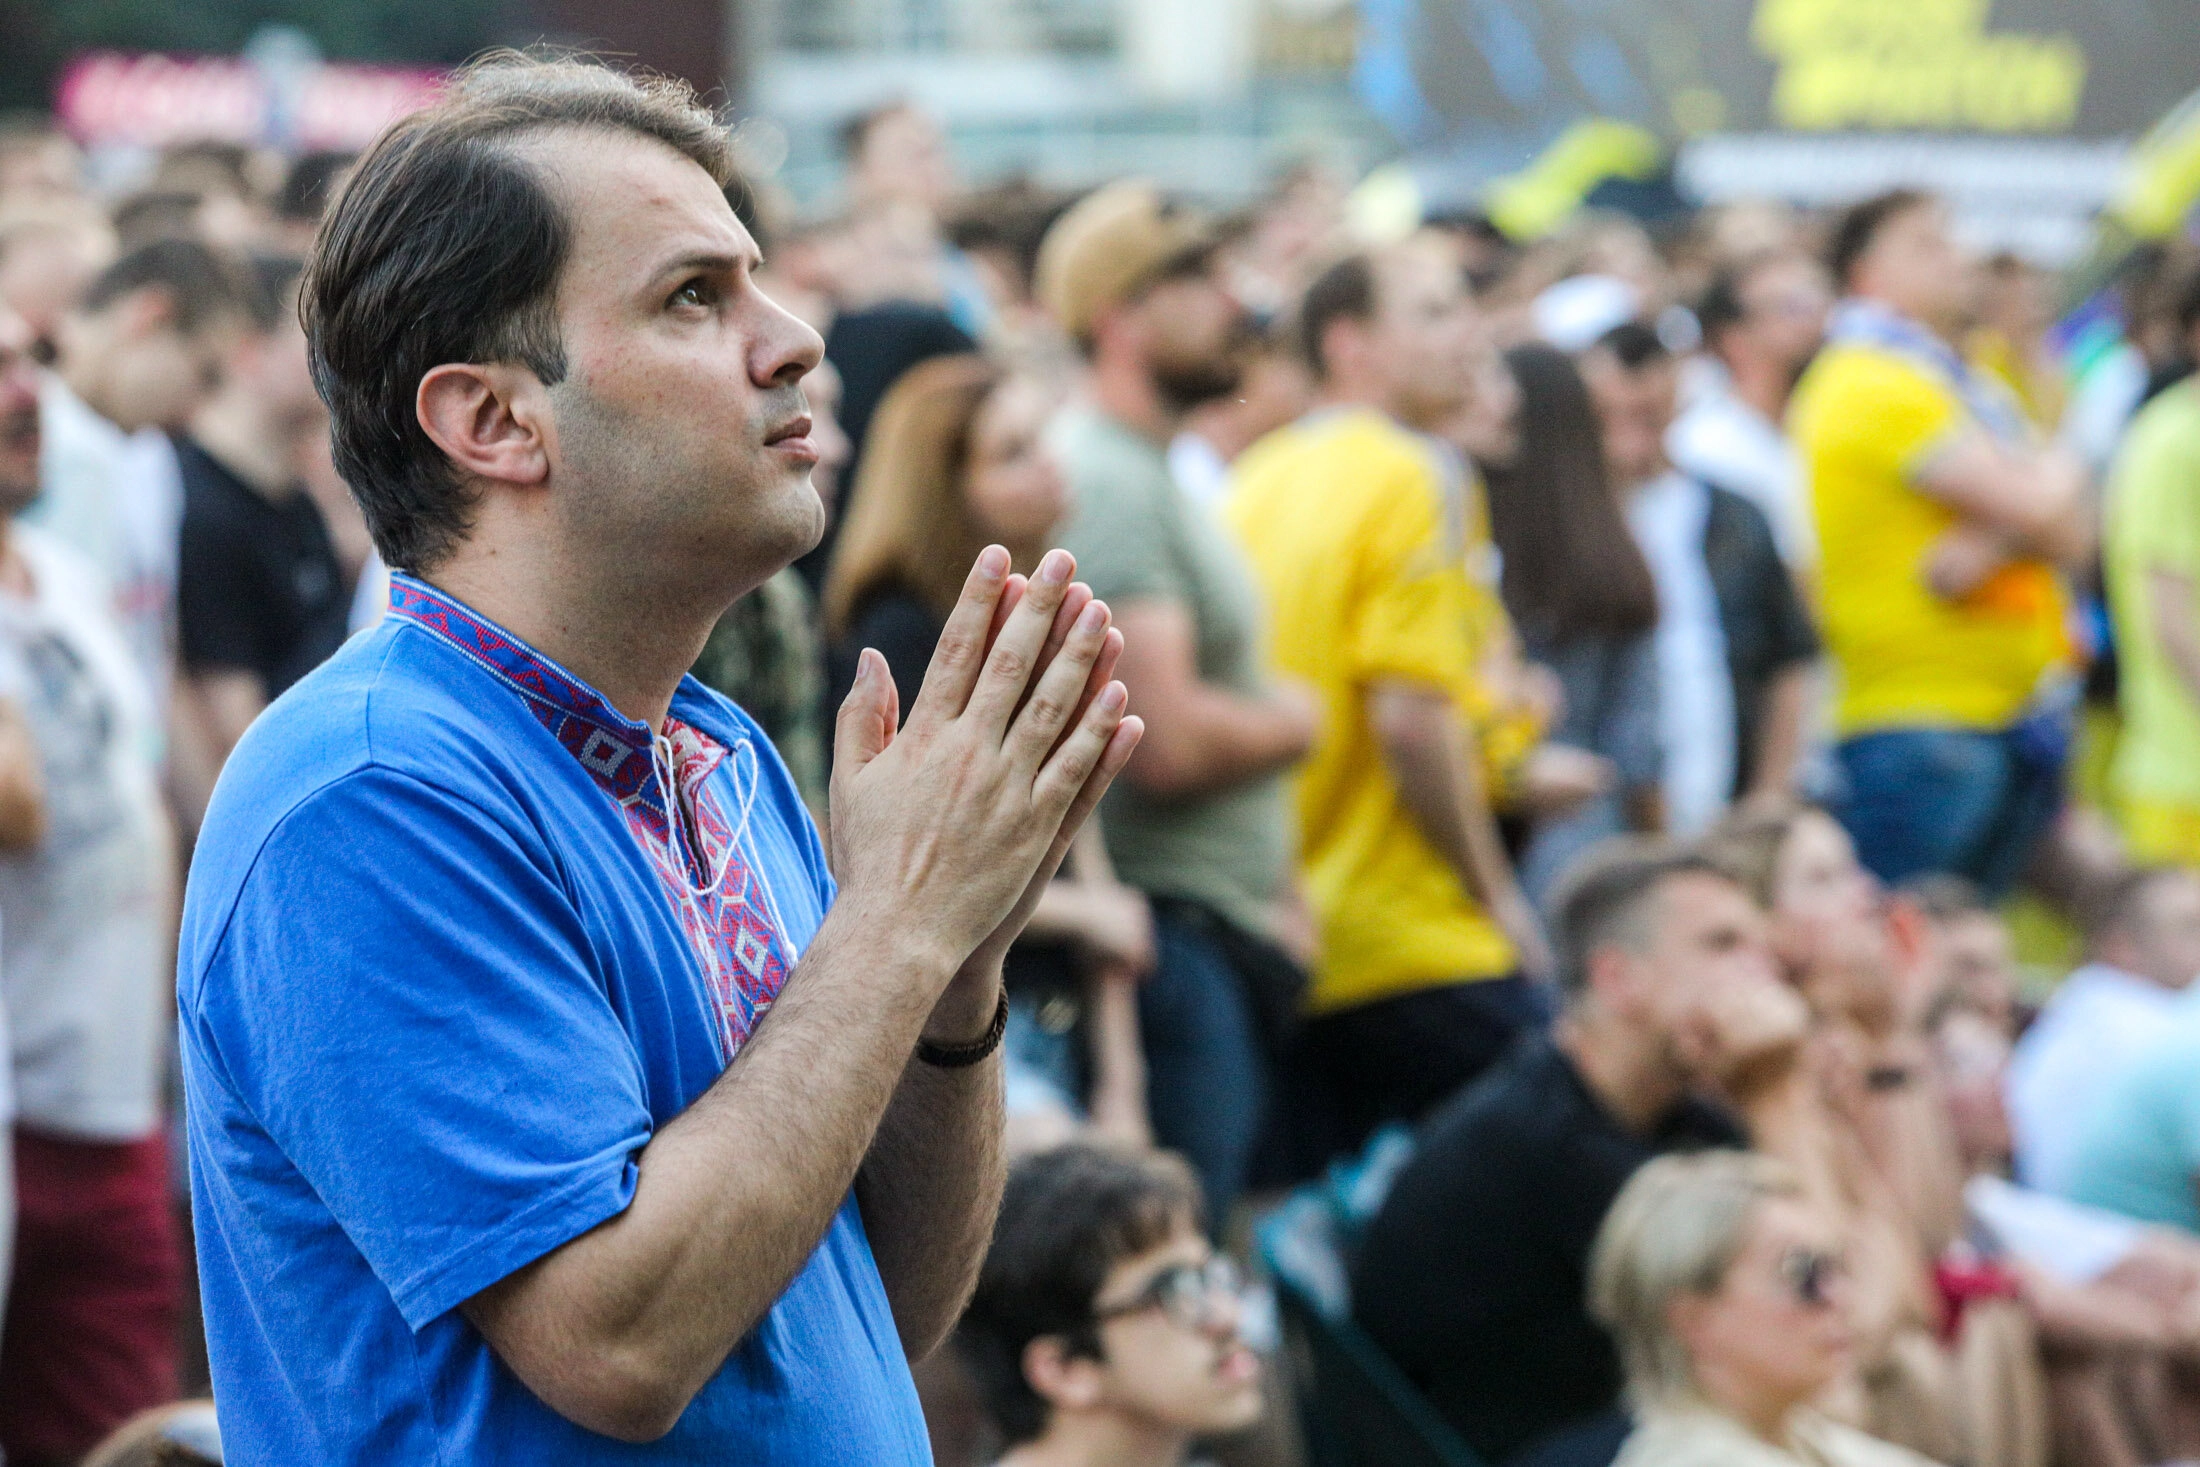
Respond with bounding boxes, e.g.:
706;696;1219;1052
5;89;2200;1467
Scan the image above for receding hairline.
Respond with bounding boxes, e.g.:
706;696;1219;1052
486;123;760;282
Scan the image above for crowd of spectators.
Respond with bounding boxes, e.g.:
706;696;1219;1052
2;79;2200;1467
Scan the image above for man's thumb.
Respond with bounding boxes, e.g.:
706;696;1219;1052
833;648;898;775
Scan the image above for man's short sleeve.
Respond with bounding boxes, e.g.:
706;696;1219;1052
187;768;653;1330
1056;428;1185;608
1346;465;1474;690
178;496;267;678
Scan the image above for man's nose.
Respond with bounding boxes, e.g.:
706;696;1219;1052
752;294;825;388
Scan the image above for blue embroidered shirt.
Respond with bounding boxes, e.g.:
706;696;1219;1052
178;575;931;1465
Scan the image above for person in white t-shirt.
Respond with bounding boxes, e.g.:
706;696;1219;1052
2009;867;2200;1194
36;238;251;731
0;309;53;1358
1669;252;1830;570
0;301;180;1462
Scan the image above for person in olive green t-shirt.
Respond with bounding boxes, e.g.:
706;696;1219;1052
1036;182;1316;1223
2106;279;2200;863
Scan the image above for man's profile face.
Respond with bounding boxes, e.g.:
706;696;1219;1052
1858;202;1968;329
1733;255;1830;376
1083;1225;1263;1435
1131;262;1247;414
520;129;825;600
64;297;234;436
1627;873;1797;1082
1369;242;1479;430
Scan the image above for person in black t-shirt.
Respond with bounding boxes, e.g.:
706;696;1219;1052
173;257;348;831
1351;842;1813;1467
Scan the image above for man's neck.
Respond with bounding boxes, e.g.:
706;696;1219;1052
1616;459;1672;498
192;396;296;500
426;530;730;731
999;1411;1190;1467
1721;351;1792;426
1089;355;1177;446
1554;1009;1685;1135
1317;380;1409;431
57;360;129;437
1851;290;1952;343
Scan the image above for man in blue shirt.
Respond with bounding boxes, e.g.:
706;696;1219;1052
178;56;1143;1463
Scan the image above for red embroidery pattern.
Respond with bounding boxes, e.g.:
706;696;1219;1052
389;574;792;1062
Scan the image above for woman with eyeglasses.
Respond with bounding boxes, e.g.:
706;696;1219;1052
1590;1150;1938;1467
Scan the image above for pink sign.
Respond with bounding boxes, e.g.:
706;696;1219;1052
56;51;445;151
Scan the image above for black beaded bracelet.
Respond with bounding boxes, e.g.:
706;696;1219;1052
916;989;1009;1069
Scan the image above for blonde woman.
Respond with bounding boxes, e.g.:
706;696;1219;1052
1590;1150;1940;1467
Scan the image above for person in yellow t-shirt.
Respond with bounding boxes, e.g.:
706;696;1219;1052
1226;239;1549;1176
2107;274;2200;862
1789;190;2089;896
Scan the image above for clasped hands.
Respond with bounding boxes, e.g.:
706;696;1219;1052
826;545;1145;1043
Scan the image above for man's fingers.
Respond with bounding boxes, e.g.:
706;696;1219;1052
1035;678;1136;816
966;548;1076;736
905;546;1012;730
1006;596;1113;768
985;574;1029;656
1058;625;1124;759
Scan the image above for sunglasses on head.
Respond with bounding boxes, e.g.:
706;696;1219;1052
1778;1247;1846;1309
1092;1255;1244;1332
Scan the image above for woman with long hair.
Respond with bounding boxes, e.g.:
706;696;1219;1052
823;353;1151;1148
1481;343;1664;907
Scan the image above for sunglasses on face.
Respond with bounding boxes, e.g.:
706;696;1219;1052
1778;1247;1847;1309
1093;1255;1245;1333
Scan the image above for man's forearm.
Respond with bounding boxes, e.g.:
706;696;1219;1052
1374;685;1507;908
1370;684;1546;972
1747;664;1813;802
856;970;1006;1360
462;912;958;1441
1131;685;1306;799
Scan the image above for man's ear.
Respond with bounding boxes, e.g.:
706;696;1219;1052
1666;1292;1710;1361
1022;1335;1107;1415
416;362;552;489
1583;943;1636;1015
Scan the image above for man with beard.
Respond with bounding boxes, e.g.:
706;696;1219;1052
1227;240;1548;1176
0;302;178;1464
1039;183;1317;1227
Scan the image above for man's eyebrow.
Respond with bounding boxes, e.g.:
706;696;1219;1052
650;248;757;283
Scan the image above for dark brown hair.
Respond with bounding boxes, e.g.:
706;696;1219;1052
1825;188;1933;294
1484;343;1658;643
1296;251;1377;378
82;237;252;336
302;52;735;572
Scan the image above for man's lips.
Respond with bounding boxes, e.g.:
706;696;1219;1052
765;414;817;465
